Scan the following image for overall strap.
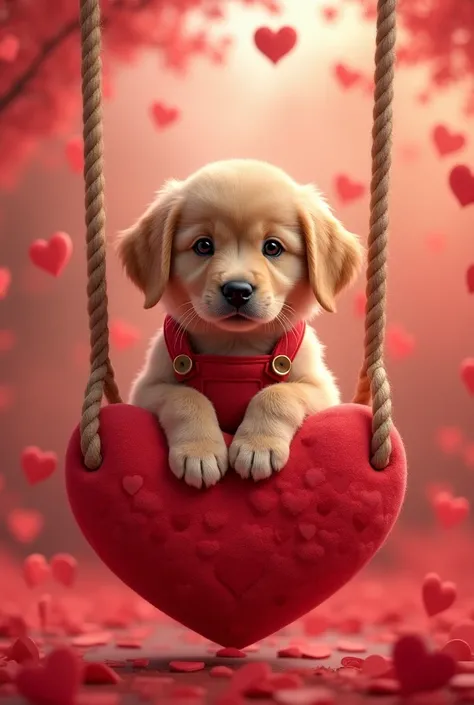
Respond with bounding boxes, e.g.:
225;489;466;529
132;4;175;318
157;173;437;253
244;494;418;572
266;320;306;381
163;316;196;381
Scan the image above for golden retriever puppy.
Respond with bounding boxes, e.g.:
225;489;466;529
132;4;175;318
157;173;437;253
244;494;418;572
117;159;363;489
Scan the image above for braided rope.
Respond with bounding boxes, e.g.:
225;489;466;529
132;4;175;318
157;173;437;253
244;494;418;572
353;0;397;469
77;0;397;471
79;0;122;471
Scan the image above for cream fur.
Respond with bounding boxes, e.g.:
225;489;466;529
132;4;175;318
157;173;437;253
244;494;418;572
117;159;363;489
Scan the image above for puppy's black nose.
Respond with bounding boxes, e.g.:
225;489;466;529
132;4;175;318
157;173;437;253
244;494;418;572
221;280;254;308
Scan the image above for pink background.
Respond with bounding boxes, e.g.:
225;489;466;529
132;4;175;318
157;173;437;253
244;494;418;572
0;0;473;572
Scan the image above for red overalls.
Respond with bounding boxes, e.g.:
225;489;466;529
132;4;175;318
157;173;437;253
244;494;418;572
163;315;306;435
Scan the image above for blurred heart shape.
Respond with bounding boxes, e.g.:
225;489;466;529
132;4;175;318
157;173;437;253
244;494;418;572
21;446;57;485
432;125;466;157
335;174;366;204
393;634;456;696
449;165;474;207
150;102;180;129
460;358;474;396
253;26;297;65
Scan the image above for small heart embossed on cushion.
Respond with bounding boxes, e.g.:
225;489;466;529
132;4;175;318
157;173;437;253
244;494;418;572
66;403;406;647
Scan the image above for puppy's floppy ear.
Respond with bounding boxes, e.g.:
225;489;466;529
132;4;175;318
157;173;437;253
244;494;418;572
116;179;182;309
297;185;364;313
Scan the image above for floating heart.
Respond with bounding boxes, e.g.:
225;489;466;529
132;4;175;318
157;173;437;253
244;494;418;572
21;446;57;485
16;646;83;705
333;63;361;89
7;509;44;544
253;27;297;64
432;125;466;157
335;174;366;203
110;319;141;350
150;102;180;129
0;267;11;299
0;34;19;63
449;165;474;207
50;553;77;588
422;572;456;617
28;232;72;277
467;265;474;294
460;358;474;395
23;554;50;589
393;635;455;696
66;403;406;647
386;325;415;361
433;491;469;529
65;137;84;174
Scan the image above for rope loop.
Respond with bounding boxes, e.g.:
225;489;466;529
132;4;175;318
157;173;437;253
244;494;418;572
79;0;122;471
353;0;397;470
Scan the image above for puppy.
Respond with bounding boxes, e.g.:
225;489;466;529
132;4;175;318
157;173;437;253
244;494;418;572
117;159;363;489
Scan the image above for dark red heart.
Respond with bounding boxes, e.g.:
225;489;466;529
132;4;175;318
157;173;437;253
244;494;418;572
449;165;474;207
393;635;456;695
66;403;406;647
16;646;83;705
253;26;297;64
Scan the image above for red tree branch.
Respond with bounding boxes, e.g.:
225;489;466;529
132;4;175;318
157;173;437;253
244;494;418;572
0;0;153;116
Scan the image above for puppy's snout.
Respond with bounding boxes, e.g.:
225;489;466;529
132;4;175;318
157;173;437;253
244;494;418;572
221;280;254;309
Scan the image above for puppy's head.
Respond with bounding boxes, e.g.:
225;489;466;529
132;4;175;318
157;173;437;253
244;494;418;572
117;160;363;334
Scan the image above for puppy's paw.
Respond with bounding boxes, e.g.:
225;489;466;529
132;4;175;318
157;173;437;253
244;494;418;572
229;432;291;482
169;436;228;490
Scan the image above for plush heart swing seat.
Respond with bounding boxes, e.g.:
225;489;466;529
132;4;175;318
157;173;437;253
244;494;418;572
66;0;406;648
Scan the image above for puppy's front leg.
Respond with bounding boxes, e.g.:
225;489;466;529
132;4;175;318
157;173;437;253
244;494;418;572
131;380;227;490
229;382;337;482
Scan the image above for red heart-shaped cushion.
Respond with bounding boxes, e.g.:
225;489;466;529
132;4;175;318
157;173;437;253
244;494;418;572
65;403;406;647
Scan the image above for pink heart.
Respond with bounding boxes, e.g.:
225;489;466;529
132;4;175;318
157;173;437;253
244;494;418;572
432;125;466;157
422;572;457;617
386;325;416;360
66;403;406;648
110;319;141;350
23;554;50;589
21;446;57;485
460;358;474;395
16;647;83;705
253;26;297;65
393;634;456;696
0;267;11;299
449;165;474;207
335;174;366;203
28;232;72;277
433;491;470;529
50;554;77;588
334;63;361;89
151;102;180;129
65;137;84;174
122;475;144;496
0;34;19;62
7;509;44;544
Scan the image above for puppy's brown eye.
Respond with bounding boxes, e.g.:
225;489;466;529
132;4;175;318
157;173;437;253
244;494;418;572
262;239;284;258
192;237;214;256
